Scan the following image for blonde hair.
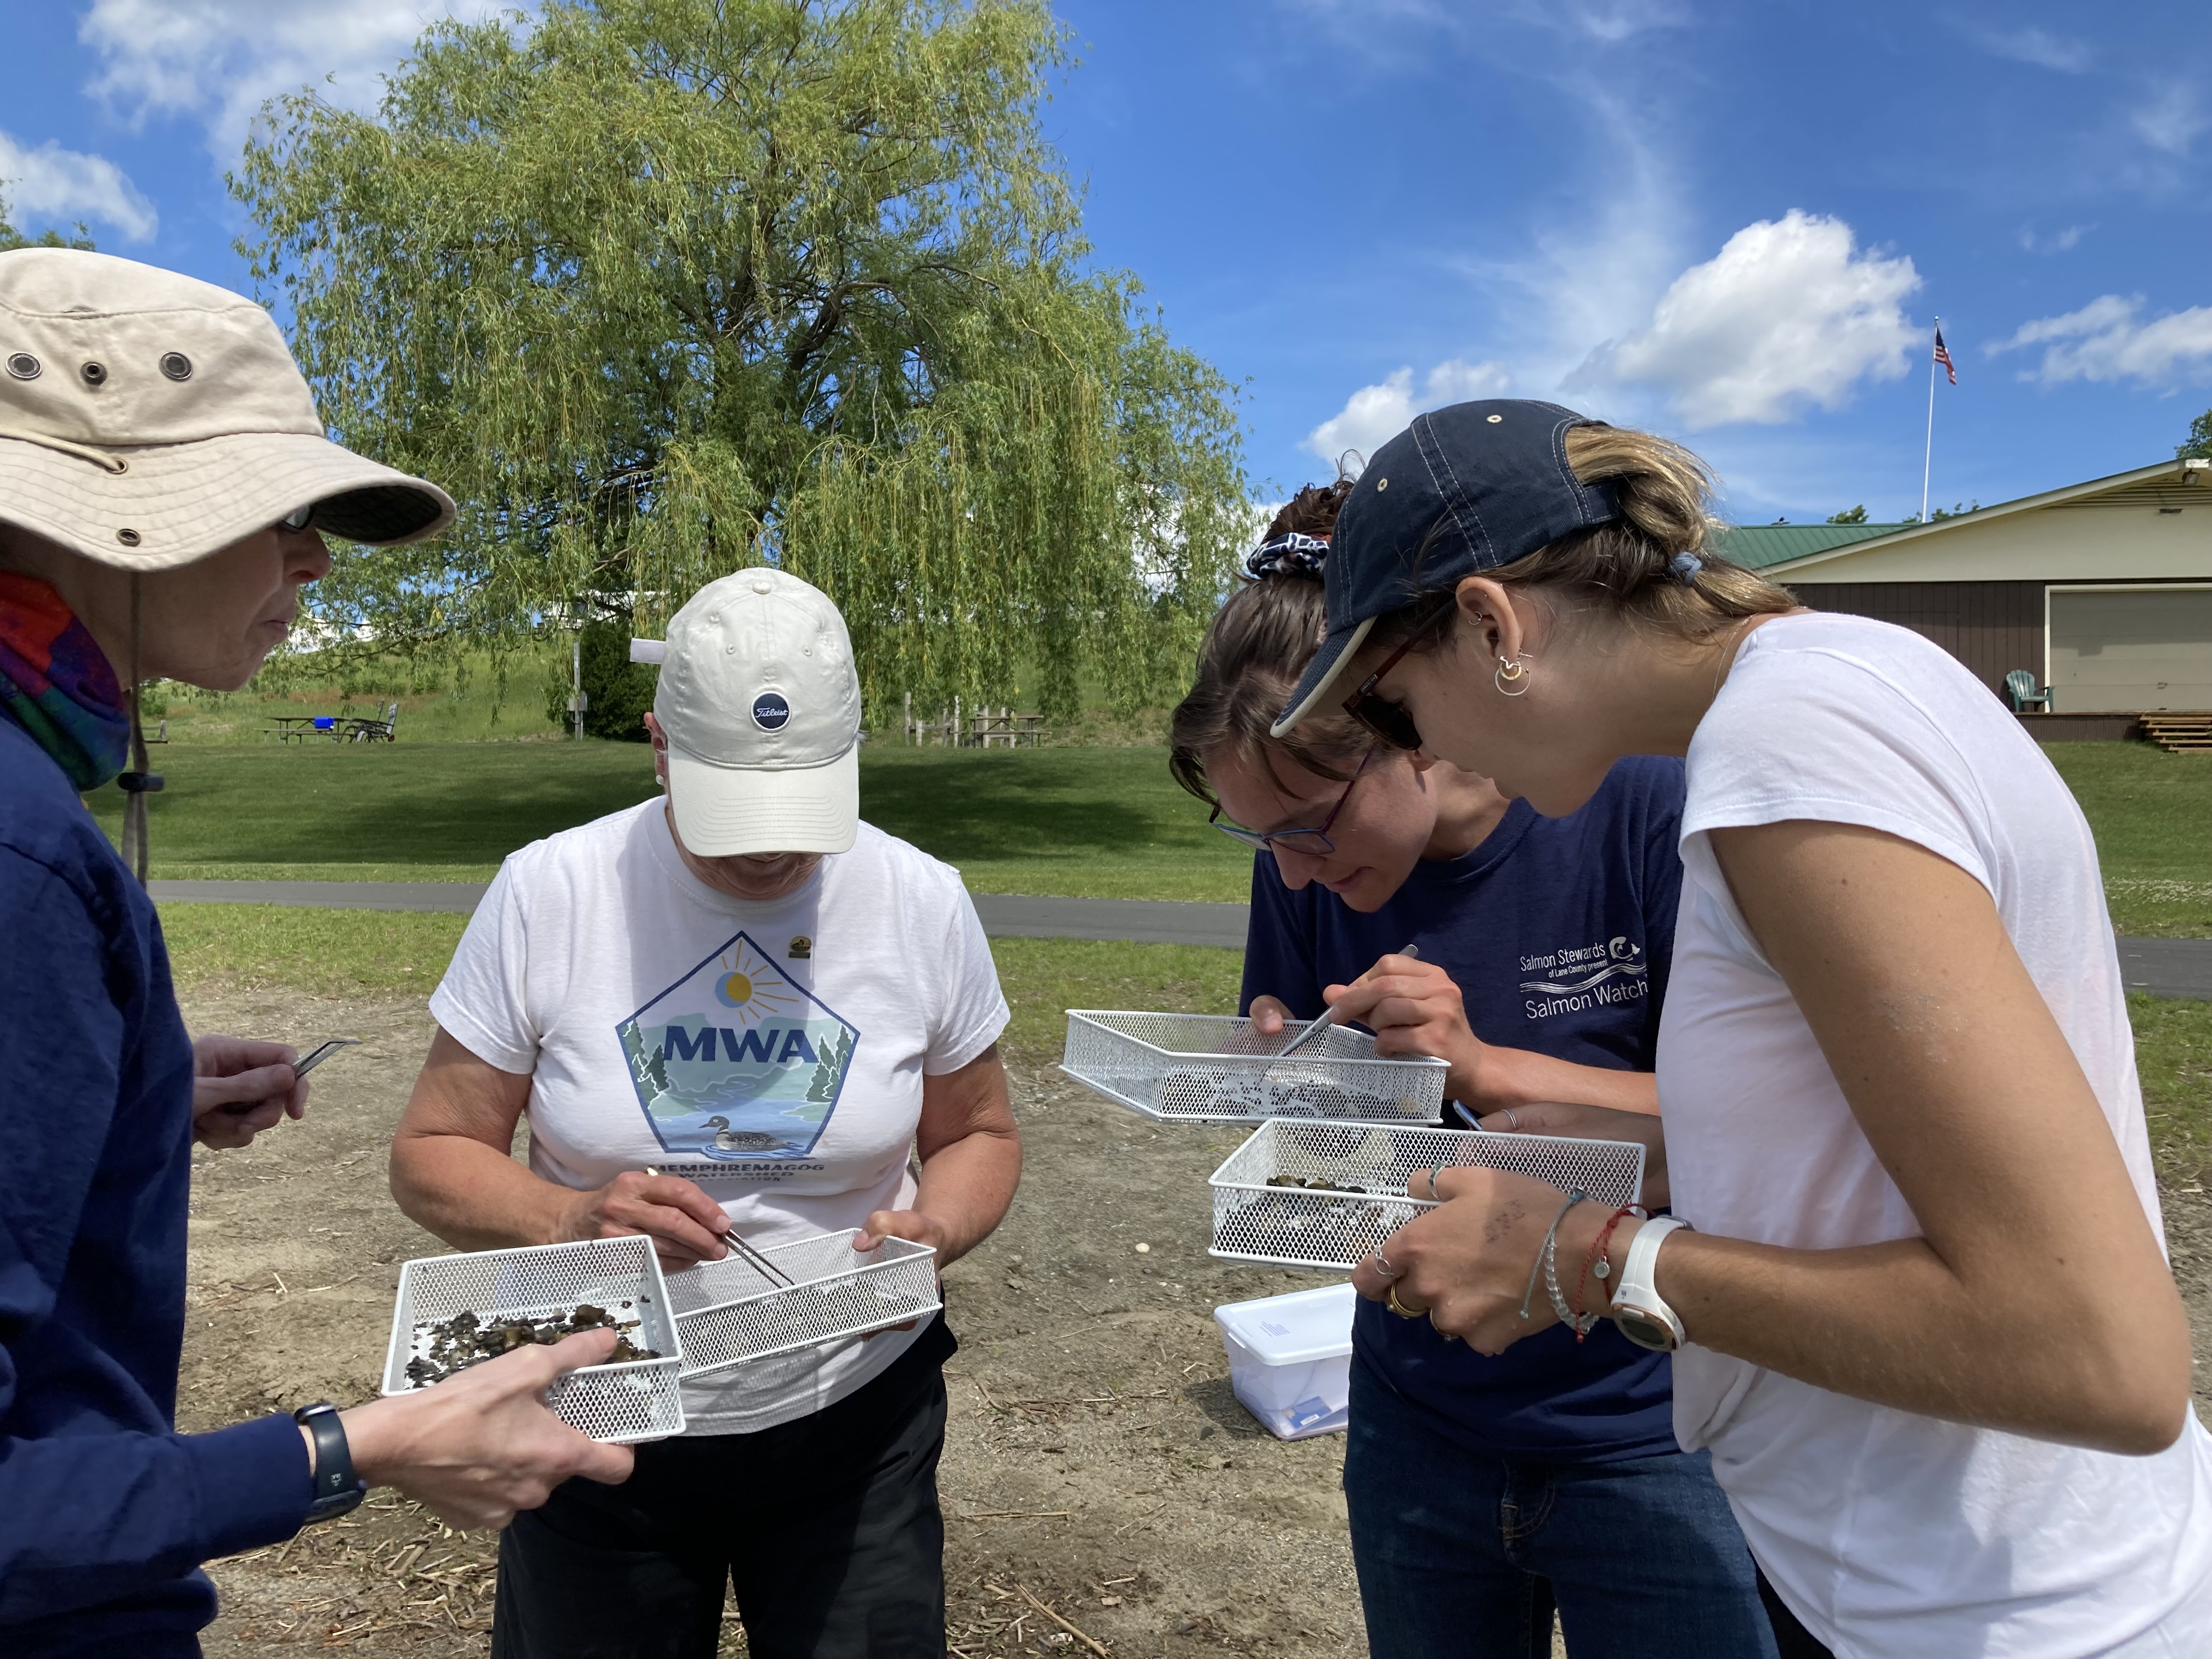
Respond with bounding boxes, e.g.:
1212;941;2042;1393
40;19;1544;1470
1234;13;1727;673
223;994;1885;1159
1367;422;1796;658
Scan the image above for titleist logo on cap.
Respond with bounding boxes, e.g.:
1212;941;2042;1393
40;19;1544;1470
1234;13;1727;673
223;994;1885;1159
752;692;791;731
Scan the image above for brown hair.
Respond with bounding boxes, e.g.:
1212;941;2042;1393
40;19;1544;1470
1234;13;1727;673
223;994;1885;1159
1360;422;1798;662
1168;480;1366;805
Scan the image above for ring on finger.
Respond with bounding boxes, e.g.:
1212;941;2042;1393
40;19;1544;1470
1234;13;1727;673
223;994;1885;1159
1502;1107;1521;1131
1370;1248;1402;1280
1384;1283;1426;1320
1423;1167;1442;1201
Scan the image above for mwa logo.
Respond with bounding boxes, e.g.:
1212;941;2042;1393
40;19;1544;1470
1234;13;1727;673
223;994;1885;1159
617;930;859;1159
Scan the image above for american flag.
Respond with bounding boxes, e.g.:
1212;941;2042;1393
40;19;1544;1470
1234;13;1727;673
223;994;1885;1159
1933;326;1957;386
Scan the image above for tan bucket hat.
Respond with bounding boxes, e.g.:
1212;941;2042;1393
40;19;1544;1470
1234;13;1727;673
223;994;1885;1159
0;247;455;571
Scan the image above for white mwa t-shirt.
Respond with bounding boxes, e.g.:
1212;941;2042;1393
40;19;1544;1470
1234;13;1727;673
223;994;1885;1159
431;801;1009;1435
1660;612;2212;1658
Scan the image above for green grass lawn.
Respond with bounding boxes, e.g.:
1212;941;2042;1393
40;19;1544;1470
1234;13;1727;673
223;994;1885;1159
95;737;2211;927
91;741;1254;900
2042;747;2212;938
158;904;1243;1062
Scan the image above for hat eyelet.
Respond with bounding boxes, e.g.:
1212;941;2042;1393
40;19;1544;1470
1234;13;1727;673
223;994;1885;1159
116;528;142;548
1375;478;1388;491
4;353;38;381
159;352;193;382
1486;414;1503;424
81;362;108;387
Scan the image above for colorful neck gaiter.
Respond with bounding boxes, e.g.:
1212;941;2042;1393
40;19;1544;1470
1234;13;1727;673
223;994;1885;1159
0;571;129;790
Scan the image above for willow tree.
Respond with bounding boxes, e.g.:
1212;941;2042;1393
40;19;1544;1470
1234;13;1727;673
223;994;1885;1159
232;0;1248;722
0;188;94;251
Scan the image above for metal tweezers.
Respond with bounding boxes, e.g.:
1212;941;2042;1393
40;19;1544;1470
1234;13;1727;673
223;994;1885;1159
642;1166;794;1285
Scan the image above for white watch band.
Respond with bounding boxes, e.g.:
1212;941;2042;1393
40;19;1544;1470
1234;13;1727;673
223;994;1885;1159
1611;1216;1690;1351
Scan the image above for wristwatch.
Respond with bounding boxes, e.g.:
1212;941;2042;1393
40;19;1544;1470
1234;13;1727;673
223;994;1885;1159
1609;1216;1692;1352
295;1401;368;1523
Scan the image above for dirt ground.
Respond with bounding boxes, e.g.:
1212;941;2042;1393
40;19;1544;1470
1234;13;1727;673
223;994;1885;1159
179;988;1372;1657
177;987;2212;1659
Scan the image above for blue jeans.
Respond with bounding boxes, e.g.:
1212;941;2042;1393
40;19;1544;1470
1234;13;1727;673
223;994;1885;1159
1344;1356;1776;1659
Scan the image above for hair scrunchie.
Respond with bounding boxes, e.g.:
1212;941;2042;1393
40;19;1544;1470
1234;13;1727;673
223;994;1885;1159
1668;552;1704;584
1246;532;1329;582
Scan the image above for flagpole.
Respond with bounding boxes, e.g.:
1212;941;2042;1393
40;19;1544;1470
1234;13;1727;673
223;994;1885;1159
1921;316;1939;523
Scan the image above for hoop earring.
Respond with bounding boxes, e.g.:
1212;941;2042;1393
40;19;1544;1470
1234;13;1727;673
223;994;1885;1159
1494;655;1531;698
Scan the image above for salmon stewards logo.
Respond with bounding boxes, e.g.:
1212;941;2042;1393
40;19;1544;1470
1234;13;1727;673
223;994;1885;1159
617;930;859;1159
1520;934;1648;1020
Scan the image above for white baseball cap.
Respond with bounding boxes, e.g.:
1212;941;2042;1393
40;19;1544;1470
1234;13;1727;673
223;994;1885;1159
0;247;455;569
655;567;861;856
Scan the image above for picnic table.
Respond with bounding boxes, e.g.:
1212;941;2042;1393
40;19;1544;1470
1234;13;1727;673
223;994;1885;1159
263;702;401;744
264;715;342;743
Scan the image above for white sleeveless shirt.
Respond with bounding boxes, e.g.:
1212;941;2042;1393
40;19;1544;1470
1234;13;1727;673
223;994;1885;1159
1658;612;2212;1657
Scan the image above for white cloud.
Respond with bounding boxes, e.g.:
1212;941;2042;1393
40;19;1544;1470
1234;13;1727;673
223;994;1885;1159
0;130;157;241
1952;21;2094;73
2131;83;2209;156
1564;1;1689;45
1584;211;1920;427
1304;359;1512;468
2018;223;2089;254
1991;294;2212;387
80;1;522;156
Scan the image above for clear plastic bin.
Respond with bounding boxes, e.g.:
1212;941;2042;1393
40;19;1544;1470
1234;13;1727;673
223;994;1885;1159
1214;1282;1357;1440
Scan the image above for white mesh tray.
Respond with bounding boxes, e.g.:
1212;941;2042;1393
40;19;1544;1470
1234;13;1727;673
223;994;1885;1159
1209;1119;1647;1271
381;1234;685;1443
666;1229;940;1379
1061;1010;1448;1124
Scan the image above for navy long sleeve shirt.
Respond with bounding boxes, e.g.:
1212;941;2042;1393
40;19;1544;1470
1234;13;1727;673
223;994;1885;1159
1238;755;1687;1463
0;714;310;1656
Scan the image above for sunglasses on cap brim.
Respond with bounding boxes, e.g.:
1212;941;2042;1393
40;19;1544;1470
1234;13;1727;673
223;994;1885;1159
1339;595;1459;752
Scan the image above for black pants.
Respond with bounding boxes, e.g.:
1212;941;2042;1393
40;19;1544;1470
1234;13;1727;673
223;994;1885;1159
1757;1570;1836;1659
492;1317;957;1659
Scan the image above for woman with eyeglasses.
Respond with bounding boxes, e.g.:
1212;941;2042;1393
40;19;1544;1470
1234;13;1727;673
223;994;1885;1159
1167;484;1776;1659
1295;400;2212;1659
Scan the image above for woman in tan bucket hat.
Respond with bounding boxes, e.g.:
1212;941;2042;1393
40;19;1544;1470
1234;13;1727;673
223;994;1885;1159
0;249;633;1658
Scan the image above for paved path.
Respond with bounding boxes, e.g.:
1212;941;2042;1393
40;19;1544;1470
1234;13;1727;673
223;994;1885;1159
147;880;2212;998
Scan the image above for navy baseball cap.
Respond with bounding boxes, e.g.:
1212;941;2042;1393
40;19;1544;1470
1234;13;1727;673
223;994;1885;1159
1271;398;1622;736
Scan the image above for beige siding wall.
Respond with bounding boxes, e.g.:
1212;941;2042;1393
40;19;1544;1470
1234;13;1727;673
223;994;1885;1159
1772;503;2210;584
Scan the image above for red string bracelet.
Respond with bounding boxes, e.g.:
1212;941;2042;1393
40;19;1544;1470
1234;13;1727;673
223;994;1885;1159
1572;1204;1649;1341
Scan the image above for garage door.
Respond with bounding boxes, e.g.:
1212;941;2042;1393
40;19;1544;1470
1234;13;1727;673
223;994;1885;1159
2047;588;2212;712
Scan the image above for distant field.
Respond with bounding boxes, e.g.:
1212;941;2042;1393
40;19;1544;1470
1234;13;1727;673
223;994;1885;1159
89;742;1254;900
91;737;2210;929
2042;746;2212;938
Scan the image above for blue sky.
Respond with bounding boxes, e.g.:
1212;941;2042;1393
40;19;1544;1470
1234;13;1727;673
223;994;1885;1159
4;0;2209;524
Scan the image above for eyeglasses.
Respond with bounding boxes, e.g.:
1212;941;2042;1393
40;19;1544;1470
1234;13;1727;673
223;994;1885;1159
1209;746;1375;857
1341;595;1458;752
277;503;319;533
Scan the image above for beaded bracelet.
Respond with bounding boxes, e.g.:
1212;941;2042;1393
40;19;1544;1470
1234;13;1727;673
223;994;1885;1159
1520;1189;1588;1324
1543;1198;1604;1339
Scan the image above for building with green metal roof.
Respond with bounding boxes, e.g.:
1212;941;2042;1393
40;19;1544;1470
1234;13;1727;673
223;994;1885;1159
1709;460;2210;726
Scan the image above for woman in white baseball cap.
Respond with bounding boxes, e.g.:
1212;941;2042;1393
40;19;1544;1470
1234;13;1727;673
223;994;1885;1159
390;566;1024;1659
0;248;634;1658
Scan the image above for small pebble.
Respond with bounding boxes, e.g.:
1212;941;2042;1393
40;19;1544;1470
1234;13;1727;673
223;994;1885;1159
1134;1242;1150;1254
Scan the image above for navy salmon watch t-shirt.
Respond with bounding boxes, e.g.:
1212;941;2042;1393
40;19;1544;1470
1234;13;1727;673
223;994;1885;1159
1237;754;1686;1463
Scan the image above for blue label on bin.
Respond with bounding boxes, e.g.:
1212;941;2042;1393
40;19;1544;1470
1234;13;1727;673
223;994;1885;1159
1286;1397;1332;1429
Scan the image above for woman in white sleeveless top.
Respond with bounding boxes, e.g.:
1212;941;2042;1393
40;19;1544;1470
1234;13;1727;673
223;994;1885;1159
1267;397;2212;1658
